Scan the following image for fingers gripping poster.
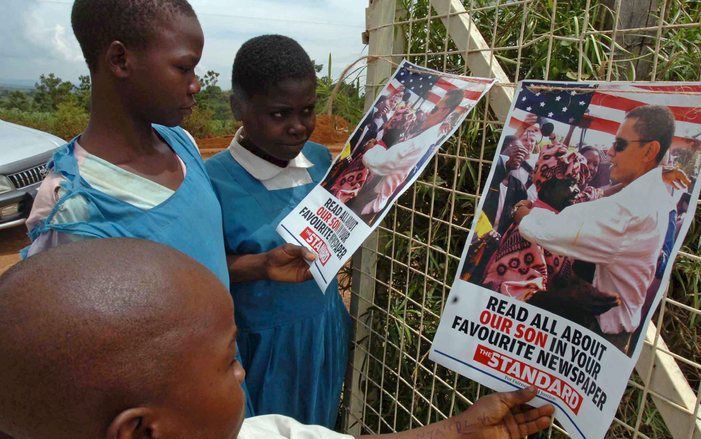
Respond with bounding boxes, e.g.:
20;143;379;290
277;60;495;291
429;80;701;439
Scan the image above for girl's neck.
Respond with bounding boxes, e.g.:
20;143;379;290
79;101;161;164
239;133;289;168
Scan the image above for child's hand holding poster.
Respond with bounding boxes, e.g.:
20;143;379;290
430;80;701;439
278;60;495;291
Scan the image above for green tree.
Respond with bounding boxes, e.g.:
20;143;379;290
181;105;215;139
75;75;91;111
3;90;33;112
198;70;220;90
195;70;231;122
311;59;324;74
33;73;75;112
314;54;365;125
197;70;223;105
53;98;89;140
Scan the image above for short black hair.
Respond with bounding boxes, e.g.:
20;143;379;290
501;134;518;150
374;95;388;107
625;105;675;163
232;34;317;99
71;0;197;71
442;89;464;110
579;145;599;156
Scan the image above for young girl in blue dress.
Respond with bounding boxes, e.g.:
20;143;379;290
23;1;309;420
205;35;351;428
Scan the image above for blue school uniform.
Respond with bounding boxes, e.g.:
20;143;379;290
205;141;351;428
24;124;255;416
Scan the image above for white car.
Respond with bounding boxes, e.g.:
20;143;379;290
0;120;65;229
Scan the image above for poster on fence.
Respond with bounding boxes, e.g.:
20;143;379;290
277;60;495;291
429;80;701;439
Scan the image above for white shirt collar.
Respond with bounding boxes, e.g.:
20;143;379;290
228;127;314;182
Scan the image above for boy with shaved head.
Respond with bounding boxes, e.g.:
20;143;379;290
0;238;553;439
1;239;245;439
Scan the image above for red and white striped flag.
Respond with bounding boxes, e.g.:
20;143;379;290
585;84;701;150
384;64;493;113
508;82;701;153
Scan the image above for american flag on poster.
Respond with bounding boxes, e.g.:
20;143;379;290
385;63;494;113
514;83;596;124
584;83;701;150
509;81;701;151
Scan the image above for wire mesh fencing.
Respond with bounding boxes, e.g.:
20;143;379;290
339;1;701;438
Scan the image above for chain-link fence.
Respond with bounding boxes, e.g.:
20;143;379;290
339;1;701;438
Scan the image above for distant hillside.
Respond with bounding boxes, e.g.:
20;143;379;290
0;79;35;91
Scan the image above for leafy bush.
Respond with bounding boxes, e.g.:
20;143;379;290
0;108;56;136
181;105;216;139
53;98;89;140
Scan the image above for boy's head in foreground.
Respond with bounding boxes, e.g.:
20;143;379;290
231;35;318;162
0;239;245;439
71;0;203;126
0;239;554;439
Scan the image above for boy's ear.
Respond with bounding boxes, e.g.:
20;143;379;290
230;93;244;121
105;41;130;79
106;407;156;439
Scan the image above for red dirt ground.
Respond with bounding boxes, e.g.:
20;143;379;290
0;227;28;275
198;114;349;159
310;114;350;149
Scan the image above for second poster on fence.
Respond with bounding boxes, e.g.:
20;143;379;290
278;60;495;291
430;80;701;439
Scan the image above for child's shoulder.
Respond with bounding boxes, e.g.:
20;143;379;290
204;149;251;189
152;123;187;138
302;141;332;164
303;140;328;151
204;149;235;171
152;124;200;157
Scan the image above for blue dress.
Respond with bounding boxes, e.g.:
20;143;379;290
205;142;351;428
24;125;255;416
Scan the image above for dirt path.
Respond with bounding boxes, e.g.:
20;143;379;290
0;227;28;275
196;115;349;158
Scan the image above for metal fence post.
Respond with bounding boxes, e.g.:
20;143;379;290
342;0;405;435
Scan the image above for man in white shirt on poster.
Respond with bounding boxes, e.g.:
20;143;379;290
515;105;678;355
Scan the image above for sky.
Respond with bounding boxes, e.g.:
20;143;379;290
0;0;368;88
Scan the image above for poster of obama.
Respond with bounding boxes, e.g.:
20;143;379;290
278;60;493;291
430;80;701;439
